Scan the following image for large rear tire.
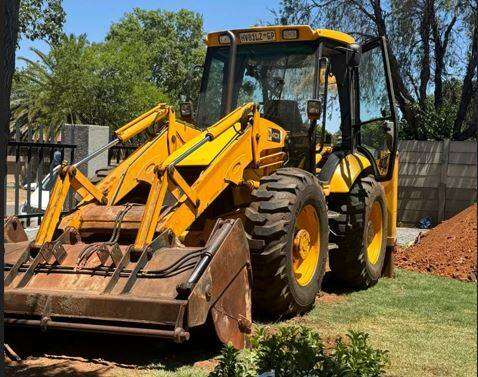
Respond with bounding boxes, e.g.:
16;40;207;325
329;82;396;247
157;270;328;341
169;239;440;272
245;168;328;317
328;175;388;288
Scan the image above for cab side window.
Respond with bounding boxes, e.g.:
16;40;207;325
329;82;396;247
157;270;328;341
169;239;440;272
358;42;395;177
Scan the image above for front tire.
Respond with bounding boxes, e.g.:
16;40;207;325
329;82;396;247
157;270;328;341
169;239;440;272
245;168;328;317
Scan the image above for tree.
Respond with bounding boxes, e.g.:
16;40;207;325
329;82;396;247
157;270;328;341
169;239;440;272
7;0;65;139
106;8;206;105
11;8;207;137
11;34;169;136
398;79;474;140
18;0;65;43
453;5;478;139
271;0;478;140
1;0;21;358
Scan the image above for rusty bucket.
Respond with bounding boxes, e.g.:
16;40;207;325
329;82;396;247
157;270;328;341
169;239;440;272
4;217;28;243
4;218;252;349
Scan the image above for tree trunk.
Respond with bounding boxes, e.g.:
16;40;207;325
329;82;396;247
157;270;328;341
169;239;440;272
453;10;478;139
433;48;445;109
430;0;444;110
419;0;431;108
1;1;20;183
370;0;422;138
430;1;458;111
1;1;20;356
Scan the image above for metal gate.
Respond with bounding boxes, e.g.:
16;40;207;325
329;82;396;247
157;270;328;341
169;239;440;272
5;125;76;227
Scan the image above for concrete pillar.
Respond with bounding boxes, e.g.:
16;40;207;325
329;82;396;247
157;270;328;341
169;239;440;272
63;124;109;178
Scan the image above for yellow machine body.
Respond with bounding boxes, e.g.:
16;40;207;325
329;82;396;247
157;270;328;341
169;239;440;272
4;24;398;348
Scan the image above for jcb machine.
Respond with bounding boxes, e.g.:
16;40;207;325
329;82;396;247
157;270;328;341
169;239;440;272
4;26;398;348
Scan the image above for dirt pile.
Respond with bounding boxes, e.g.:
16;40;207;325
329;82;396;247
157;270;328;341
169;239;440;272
396;204;477;281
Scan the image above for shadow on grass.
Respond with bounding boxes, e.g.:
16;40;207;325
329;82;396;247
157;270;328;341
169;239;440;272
5;326;220;376
320;271;365;295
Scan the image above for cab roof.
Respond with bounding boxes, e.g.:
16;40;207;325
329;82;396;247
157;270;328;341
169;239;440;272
205;25;355;47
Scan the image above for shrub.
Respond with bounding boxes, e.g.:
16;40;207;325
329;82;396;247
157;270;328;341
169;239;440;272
209;344;257;377
324;331;390;377
253;326;324;376
209;326;389;377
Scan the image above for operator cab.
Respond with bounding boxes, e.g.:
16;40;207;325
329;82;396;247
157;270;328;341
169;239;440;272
195;25;398;181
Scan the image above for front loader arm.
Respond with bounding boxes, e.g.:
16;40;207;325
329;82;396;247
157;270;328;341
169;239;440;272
161;128;254;237
34;102;286;253
35;104;199;247
132;104;255;251
78;109;200;206
132;103;287;251
33;165;107;246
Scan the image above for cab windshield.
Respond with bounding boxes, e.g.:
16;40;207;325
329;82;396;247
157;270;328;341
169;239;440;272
196;42;318;132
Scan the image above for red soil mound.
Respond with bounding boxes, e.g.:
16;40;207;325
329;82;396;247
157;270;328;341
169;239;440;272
395;204;477;281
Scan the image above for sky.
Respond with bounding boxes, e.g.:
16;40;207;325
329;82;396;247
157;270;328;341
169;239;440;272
17;0;276;64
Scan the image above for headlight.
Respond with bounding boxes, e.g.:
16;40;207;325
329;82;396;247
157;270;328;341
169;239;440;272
219;34;231;44
282;29;299;40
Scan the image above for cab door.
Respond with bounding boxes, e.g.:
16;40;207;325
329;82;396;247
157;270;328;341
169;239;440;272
356;37;398;181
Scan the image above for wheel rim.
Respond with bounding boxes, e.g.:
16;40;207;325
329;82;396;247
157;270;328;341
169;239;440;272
366;201;383;265
292;204;320;286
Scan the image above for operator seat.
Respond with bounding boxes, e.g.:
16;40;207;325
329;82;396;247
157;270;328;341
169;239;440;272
263;100;308;167
263;100;304;132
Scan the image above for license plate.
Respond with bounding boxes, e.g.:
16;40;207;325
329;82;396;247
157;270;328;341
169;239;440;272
239;31;276;44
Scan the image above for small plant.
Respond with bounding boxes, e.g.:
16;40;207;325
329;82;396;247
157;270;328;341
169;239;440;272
209;326;389;377
324;331;390;377
254;326;324;377
209;344;257;377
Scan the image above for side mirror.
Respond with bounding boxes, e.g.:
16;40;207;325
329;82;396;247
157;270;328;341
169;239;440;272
180;101;193;119
349;43;362;67
307;99;322;121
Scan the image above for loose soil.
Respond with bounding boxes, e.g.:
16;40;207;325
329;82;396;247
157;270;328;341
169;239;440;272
4;329;216;376
395;204;477;282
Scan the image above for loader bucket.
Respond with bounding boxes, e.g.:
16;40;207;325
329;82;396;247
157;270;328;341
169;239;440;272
4;216;28;243
4;218;252;349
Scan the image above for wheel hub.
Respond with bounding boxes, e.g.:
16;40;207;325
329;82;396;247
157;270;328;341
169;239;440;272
292;205;320;287
366;201;383;265
293;229;311;260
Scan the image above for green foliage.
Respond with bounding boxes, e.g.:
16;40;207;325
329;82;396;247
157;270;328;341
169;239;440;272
209;326;389;377
11;8;206;136
253;326;324;376
209;344;257;377
324;331;390;377
361;122;387;150
11;34;168;137
106;8;206;104
19;0;65;43
399;80;467;140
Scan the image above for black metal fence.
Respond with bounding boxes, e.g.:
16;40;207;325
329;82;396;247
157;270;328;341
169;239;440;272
5;125;76;226
6;126;143;228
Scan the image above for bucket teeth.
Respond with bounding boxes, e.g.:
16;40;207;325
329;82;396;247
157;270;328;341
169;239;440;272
76;242;123;270
4;218;252;348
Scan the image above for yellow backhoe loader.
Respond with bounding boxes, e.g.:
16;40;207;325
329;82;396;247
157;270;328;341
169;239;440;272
4;25;398;348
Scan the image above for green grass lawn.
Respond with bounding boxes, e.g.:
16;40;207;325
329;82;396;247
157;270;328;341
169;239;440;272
155;269;477;377
291;270;477;376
